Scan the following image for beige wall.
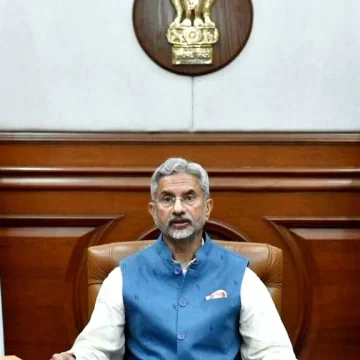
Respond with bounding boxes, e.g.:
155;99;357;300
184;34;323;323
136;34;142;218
0;0;359;131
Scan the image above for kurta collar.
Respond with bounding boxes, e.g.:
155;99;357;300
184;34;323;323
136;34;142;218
154;232;214;266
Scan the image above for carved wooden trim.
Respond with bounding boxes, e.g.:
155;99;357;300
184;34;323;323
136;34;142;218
264;217;360;228
0;132;359;144
265;217;360;358
1;167;359;191
2;166;360;175
0;214;124;341
266;218;315;355
0;215;121;227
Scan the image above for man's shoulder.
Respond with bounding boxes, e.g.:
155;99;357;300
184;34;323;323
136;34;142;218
120;241;157;265
210;239;249;265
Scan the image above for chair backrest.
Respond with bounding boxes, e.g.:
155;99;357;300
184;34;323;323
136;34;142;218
87;240;283;318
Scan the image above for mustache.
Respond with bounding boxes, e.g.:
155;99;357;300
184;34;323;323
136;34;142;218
168;215;192;225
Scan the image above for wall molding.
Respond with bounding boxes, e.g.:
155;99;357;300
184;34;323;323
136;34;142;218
1;166;359;191
0;132;359;144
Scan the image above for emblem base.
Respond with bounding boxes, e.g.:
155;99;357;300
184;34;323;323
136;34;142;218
172;45;213;65
167;26;219;65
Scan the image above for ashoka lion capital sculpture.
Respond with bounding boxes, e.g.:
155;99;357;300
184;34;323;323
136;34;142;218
166;0;219;65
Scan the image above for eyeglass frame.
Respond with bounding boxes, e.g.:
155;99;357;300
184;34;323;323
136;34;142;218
152;192;205;209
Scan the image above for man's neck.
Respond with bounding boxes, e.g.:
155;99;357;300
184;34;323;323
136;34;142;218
163;232;204;265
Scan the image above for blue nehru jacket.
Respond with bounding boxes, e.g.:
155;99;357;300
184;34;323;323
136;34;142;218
120;233;249;360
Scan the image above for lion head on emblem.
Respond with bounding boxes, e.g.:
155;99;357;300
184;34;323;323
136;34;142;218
170;0;216;28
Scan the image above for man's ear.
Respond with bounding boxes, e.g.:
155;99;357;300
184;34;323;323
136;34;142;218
205;198;214;220
148;202;155;218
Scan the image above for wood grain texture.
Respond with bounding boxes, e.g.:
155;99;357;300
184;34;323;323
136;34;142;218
0;132;359;360
132;0;253;75
0;167;360;191
0;215;123;358
268;218;360;360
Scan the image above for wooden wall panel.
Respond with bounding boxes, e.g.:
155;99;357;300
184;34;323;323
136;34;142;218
0;132;359;360
0;216;122;359
268;219;360;359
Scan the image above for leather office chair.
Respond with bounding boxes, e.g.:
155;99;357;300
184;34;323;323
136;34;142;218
87;240;283;318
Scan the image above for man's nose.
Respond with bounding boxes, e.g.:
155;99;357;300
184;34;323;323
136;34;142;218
172;197;185;213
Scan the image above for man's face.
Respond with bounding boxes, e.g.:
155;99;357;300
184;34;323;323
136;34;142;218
148;173;213;241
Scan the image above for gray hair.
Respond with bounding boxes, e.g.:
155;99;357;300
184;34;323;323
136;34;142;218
150;157;210;199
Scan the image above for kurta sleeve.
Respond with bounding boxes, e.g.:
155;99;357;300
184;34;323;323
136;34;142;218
69;267;125;360
239;268;297;360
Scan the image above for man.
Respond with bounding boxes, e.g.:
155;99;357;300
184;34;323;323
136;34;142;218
51;157;297;360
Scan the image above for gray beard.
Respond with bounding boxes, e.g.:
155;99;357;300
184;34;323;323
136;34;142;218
154;211;206;242
168;226;196;241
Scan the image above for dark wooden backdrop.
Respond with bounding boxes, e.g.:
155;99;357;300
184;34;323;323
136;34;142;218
0;132;359;359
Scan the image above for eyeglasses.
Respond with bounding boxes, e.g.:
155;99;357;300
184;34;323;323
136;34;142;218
154;194;201;208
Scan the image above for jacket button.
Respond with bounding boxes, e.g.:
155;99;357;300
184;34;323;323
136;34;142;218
179;299;187;307
178;333;186;340
174;268;182;275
